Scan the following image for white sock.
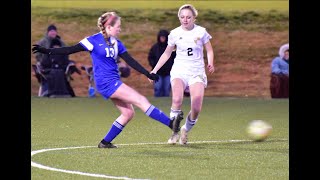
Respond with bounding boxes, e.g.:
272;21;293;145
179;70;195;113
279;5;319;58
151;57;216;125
170;108;182;119
184;114;198;132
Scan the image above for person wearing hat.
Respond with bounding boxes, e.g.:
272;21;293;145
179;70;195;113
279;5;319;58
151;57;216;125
148;29;176;97
270;43;289;98
34;24;68;97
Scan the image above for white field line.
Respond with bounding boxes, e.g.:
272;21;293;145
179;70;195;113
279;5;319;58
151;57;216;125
31;138;287;179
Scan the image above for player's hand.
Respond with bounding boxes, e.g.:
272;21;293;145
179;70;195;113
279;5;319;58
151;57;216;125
148;70;157;83
32;44;50;54
207;64;215;74
147;73;159;82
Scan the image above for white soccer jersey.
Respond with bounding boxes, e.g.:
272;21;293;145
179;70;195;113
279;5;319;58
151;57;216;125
168;24;212;75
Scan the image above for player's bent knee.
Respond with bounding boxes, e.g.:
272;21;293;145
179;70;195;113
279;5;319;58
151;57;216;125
172;96;183;106
126;110;135;120
120;108;135;120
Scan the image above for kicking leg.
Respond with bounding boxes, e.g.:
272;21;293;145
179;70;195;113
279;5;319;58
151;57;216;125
111;83;182;132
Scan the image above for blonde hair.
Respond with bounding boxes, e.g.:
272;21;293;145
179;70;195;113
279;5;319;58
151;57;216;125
177;4;198;18
97;12;121;46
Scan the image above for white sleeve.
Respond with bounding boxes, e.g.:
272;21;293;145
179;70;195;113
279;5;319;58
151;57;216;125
167;32;175;47
80;38;94;51
202;30;212;44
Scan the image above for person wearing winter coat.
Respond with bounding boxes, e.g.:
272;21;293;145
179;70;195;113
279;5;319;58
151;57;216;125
148;29;176;97
270;43;289;98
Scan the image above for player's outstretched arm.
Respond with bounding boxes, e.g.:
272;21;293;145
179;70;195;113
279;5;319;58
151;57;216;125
150;45;175;74
32;43;86;55
119;52;159;81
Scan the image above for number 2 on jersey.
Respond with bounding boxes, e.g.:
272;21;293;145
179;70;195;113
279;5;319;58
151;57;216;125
187;48;193;56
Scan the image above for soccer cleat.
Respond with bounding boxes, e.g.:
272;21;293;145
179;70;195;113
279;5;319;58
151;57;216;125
98;141;118;148
171;111;184;133
167;132;180;144
179;125;188;145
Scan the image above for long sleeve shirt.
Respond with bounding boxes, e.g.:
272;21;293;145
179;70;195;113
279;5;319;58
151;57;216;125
271;57;289;75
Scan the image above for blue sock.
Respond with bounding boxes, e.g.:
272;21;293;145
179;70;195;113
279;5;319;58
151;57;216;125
103;120;124;143
145;105;171;127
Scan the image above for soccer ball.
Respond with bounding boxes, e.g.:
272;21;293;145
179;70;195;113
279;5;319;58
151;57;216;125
247;120;272;141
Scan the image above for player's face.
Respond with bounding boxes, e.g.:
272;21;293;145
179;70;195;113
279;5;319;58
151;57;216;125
160;36;166;43
283;50;289;60
108;19;121;37
179;9;195;30
47;30;57;39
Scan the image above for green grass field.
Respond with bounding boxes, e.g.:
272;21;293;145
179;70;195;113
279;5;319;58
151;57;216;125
31;0;288;12
31;97;288;179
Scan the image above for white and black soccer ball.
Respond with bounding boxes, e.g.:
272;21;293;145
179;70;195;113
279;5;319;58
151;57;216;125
247;120;272;141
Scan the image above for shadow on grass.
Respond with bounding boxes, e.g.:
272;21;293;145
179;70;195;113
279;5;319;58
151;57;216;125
112;138;288;158
206;139;289;153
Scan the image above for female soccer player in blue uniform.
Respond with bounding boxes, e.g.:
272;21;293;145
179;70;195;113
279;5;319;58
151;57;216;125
32;11;183;148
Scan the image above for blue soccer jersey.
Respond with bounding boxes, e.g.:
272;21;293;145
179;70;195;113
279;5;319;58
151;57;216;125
79;32;127;98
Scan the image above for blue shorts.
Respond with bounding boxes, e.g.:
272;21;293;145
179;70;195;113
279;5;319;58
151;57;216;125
98;79;123;99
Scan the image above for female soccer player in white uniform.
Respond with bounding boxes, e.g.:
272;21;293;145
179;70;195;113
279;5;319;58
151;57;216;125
150;4;215;145
32;11;183;148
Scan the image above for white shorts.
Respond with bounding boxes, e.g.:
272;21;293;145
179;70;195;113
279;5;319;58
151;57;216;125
170;71;207;90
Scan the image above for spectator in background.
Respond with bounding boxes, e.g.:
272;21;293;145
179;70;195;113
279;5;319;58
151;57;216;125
35;24;68;97
148;29;175;97
49;38;70;70
48;38;80;97
270;43;289;98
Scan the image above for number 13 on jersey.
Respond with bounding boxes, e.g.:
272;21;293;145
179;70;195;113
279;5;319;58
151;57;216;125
105;47;115;58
